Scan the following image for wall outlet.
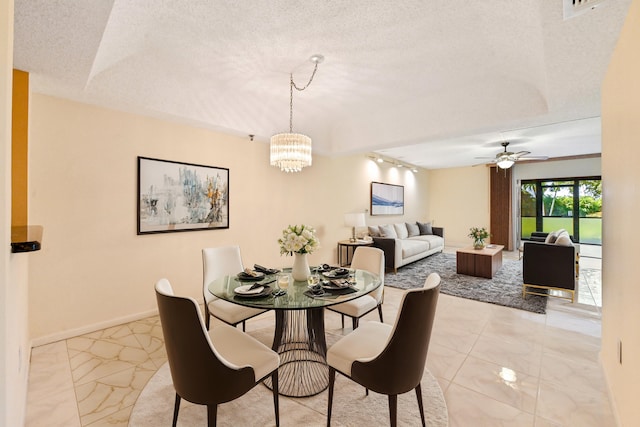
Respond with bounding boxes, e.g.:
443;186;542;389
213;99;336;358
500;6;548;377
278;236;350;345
618;339;623;365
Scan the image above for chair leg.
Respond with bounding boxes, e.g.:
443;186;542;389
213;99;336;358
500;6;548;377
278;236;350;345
172;394;181;427
388;394;398;427
242;320;246;332
377;304;384;323
352;317;359;330
341;314;344;329
327;368;336;427
205;306;211;330
415;384;426;427
206;404;217;427
272;370;280;427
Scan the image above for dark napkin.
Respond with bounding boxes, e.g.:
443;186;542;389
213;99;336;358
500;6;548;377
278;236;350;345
253;264;280;274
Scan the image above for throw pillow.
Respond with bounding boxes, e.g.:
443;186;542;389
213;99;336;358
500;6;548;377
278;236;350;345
393;223;409;239
368;226;381;237
417;221;433;235
555;234;573;246
379;224;398;238
406;222;420;237
545;231;558;244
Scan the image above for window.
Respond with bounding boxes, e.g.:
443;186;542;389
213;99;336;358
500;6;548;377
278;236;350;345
520;177;601;244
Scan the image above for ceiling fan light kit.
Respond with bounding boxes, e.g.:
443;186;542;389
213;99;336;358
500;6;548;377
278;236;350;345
270;54;324;173
476;141;548;169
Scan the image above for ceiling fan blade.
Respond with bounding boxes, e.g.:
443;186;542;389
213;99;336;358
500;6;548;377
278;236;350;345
474;156;498;160
518;155;549;160
513;151;531;157
472;161;494;167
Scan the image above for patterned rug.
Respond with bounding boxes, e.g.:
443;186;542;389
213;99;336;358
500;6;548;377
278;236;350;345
384;252;547;314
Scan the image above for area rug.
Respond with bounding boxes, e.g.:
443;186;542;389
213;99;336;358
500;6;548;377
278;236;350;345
129;328;449;426
384;252;547;314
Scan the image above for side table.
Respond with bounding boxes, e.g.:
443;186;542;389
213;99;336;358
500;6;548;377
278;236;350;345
337;240;373;266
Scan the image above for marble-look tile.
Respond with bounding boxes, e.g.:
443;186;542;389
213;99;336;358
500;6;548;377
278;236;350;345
537;379;614;426
430;323;480;354
68;325;158;385
539;351;608;396
542;328;601;365
426;342;468;381
470;334;543;377
76;365;155;425
84;406;132;427
27;341;74;402
534;416;563;427
453;356;539;414
25;385;81;427
445;383;535;427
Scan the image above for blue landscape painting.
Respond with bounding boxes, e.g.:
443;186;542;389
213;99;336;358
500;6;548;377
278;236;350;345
371;182;404;215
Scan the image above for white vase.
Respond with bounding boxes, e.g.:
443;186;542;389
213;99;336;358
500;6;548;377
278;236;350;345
291;252;310;282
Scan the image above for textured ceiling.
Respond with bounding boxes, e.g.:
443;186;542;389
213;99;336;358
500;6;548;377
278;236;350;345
13;0;632;169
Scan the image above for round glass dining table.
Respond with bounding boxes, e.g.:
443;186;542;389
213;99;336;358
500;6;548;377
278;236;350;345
208;268;381;397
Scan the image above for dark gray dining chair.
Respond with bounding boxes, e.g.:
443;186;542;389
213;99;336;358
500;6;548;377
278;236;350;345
326;273;441;426
202;246;267;330
155;278;280;426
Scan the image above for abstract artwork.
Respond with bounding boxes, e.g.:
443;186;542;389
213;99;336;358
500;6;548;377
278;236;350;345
137;156;229;234
370;181;404;215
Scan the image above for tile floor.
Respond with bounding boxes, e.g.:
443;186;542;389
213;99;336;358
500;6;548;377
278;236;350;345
25;248;613;426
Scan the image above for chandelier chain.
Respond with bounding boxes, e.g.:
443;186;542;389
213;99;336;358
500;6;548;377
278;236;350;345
288;61;320;133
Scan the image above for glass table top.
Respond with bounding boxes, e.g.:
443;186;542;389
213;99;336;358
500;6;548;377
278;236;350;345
208;268;381;310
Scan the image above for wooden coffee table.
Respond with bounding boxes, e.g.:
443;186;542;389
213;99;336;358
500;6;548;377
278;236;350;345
456;245;504;278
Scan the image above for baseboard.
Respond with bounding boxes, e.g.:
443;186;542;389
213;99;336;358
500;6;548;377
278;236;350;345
30;308;159;348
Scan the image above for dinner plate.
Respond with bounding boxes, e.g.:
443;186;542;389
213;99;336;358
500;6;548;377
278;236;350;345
237;272;265;281
234;284;264;295
322;269;349;279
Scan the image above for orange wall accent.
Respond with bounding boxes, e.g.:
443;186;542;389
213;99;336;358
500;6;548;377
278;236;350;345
12;69;28;227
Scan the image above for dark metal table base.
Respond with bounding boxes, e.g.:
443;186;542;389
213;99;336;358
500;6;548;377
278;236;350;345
262;308;328;397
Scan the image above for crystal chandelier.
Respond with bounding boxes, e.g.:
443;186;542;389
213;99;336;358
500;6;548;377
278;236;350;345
270;55;324;173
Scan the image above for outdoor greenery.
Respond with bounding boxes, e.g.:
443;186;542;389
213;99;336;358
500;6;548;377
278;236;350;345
520;178;602;244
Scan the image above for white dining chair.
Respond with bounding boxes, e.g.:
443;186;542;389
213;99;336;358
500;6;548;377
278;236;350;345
202;246;267;331
327;246;385;330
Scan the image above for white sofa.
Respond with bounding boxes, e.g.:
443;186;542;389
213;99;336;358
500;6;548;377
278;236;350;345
368;222;444;272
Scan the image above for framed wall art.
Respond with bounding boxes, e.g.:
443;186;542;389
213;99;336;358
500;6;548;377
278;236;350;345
370;181;404;216
137;156;229;234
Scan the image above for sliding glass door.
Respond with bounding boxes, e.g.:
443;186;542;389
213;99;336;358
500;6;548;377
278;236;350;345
520;177;601;244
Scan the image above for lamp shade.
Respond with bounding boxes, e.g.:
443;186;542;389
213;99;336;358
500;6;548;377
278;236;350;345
496;158;515;169
344;213;366;228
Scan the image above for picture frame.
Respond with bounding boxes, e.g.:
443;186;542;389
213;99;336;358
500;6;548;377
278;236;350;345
137;156;229;234
370;181;404;216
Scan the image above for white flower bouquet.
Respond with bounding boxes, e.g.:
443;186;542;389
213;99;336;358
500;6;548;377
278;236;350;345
278;224;319;255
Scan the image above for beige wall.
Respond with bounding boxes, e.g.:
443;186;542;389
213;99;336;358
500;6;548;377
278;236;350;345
601;0;640;425
28;94;431;343
428;165;491;247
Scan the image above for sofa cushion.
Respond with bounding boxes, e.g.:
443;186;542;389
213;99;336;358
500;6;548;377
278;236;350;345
555;234;573;246
417;221;433;235
368;226;381;237
401;239;430;258
406;222;420;237
409;234;444;248
379;224;397;238
393;223;409;239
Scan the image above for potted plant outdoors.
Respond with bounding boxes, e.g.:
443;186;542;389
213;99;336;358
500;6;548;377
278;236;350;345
468;227;490;249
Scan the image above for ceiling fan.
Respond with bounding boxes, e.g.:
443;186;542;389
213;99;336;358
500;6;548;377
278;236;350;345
475;142;548;169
